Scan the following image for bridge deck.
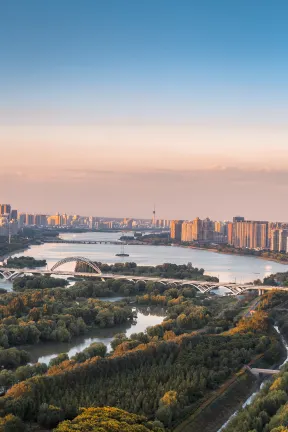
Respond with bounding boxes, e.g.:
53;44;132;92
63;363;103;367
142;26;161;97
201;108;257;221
0;266;283;295
250;368;280;375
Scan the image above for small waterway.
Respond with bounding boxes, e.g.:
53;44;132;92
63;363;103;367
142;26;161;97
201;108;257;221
25;305;165;365
218;325;288;431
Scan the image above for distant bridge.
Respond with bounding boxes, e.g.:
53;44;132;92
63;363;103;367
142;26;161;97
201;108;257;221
44;239;124;245
0;256;283;295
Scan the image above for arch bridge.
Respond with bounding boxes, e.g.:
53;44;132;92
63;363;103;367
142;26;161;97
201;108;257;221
0;256;283;295
50;256;101;274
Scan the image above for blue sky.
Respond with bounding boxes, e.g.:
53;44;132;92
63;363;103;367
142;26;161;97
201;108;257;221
1;1;288;219
2;0;288;124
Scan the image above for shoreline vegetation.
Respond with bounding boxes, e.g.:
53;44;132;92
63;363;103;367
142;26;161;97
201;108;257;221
75;261;219;281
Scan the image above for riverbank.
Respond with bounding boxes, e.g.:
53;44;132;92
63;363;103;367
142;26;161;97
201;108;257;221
183;245;288;266
0;244;30;262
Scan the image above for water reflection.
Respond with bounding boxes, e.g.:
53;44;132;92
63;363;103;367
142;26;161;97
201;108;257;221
0;279;12;292
25;307;165;365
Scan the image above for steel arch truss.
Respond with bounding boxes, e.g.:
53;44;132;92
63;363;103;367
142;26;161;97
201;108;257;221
50;256;102;274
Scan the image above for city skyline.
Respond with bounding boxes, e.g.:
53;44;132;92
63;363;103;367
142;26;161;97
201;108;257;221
3;201;288;226
2;1;288;218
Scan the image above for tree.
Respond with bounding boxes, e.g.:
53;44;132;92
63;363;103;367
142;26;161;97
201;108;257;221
37;403;65;428
0;414;25;432
54;407;164;431
49;353;69;368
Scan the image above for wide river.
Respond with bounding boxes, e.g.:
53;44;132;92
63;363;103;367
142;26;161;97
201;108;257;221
5;230;288;284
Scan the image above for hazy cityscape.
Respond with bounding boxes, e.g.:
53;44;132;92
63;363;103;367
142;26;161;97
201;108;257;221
2;203;288;255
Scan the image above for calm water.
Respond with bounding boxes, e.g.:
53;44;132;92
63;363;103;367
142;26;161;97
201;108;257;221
7;231;288;283
26;306;165;365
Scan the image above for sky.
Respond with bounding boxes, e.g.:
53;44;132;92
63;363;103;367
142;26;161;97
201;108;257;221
1;1;288;220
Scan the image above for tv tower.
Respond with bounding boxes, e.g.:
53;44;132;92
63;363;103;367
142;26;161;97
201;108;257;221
152;204;156;227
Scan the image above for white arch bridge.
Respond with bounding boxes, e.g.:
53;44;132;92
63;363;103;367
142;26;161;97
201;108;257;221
0;256;282;296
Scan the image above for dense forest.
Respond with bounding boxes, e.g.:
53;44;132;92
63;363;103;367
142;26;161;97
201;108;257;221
0;274;286;431
75;261;219;281
54;407;165;431
0;282;135;347
0;310;280;430
13;275;68;291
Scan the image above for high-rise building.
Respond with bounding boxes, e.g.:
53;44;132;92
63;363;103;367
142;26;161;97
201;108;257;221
61;214;68;226
34;214;48;226
9;220;19;235
203;218;214;241
270;229;280;252
181;221;193;242
47;214;61;226
25;214;35;225
271;228;288;252
10;209;18;221
0;217;8;236
18;213;26;227
233;220;268;249
279;229;288;252
214;221;224;233
0;204;11;216
170;220;183;241
233;216;245;223
227;222;233;244
191;217;203;241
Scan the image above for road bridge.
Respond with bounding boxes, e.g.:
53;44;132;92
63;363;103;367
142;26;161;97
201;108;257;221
0;256;283;295
44;239;124;245
246;366;280;376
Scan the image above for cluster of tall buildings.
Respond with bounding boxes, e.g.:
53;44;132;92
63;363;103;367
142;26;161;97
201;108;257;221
4;201;288;253
0;204;171;236
171;218;227;244
170;216;288;253
0;204;19;237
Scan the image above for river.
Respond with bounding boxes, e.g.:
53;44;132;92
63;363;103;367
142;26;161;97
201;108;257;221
25;305;165;365
2;231;287;288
